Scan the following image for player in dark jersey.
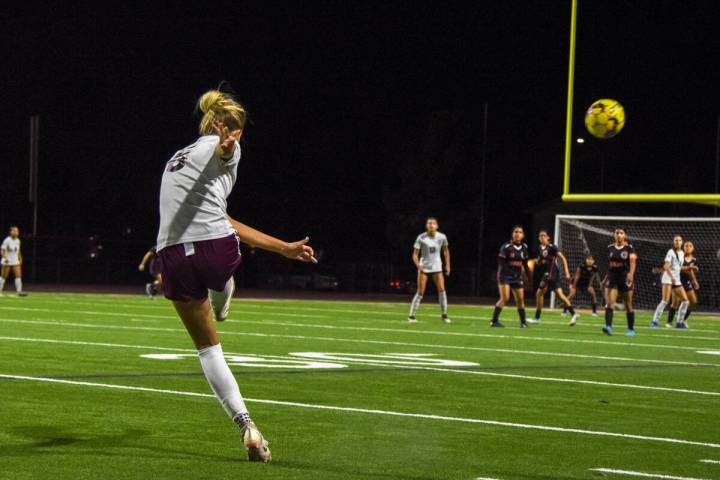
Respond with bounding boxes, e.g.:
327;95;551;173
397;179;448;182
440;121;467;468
565;255;600;316
529;230;579;325
139;245;162;299
603;228;637;336
671;241;699;326
491;226;531;328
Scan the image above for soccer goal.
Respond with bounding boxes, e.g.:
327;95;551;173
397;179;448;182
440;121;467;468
552;215;720;312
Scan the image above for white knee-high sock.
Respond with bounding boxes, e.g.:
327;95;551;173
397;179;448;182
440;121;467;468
198;343;249;426
209;277;235;320
14;278;22;293
652;301;667;323
676;300;690;324
439;290;448;315
0;277;5;293
409;294;423;317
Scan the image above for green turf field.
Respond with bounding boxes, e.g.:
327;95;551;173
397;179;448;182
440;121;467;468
0;292;719;480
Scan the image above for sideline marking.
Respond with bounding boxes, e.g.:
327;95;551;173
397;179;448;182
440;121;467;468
589;468;711;479
699;459;720;464
1;335;717;396
3;373;720;449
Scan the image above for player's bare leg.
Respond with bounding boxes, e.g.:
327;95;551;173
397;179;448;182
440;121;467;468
529;287;545;323
432;273;450;323
12;265;26;296
511;287;528;328
491;284;512;327
0;266;10;297
173;298;271;463
553;288;579;326
684;289;698;323
651;284;672;328
623;290;636;335
408;271;427;323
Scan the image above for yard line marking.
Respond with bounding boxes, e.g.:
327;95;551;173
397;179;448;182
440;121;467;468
475;477;501;480
2;318;719;367
699;459;720;464
2;305;714;352
17;298;720;336
589;468;711;479
3;373;720;450
2;335;717;396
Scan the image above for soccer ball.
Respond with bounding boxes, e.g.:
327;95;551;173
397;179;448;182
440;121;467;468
584;99;625;139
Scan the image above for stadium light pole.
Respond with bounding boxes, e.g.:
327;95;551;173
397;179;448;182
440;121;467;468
477;102;489;296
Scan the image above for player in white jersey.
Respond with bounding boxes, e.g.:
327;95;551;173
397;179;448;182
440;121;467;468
156;89;317;463
408;217;451;323
0;226;27;296
651;235;690;328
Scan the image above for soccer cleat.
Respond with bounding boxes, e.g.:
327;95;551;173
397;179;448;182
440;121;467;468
526;318;540;324
17;292;28;297
650;321;659;329
676;322;688;329
665;322;673;328
591;312;598;317
602;326;613;336
213;277;235;322
408;316;417;323
560;311;567;317
490;321;504;328
626;329;635;336
568;313;579;326
520;322;529;329
441;315;451;324
145;283;155;299
240;421;272;463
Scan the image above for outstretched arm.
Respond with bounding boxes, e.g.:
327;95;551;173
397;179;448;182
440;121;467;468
227;216;317;263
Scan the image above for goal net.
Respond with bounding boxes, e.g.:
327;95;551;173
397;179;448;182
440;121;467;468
553;215;720;312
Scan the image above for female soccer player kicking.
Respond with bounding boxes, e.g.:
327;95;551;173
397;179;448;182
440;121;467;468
138;245;162;299
408;217;451;323
528;230;579;325
0;226;27;297
650;235;691;329
603;228;637;336
565;255;601;317
491;226;530;328
156;89;316;463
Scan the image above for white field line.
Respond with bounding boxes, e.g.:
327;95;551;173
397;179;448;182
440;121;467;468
2;318;719;368
2;373;720;450
699;459;720;464
1;334;718;397
14;299;720;337
475;477;501;480
589;468;710;479
1;305;715;352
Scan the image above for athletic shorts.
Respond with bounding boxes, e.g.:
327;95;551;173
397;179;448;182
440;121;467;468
499;276;523;289
605;273;632;293
421;270;442;275
683;280;694;292
158;234;241;301
540;277;561;292
573;279;590;291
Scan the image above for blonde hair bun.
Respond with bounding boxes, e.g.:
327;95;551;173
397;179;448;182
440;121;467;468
197;89;246;135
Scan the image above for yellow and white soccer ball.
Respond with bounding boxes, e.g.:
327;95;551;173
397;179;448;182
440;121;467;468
584;98;625;139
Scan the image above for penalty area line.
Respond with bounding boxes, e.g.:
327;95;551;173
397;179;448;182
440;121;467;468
589;468;711;479
2;373;720;450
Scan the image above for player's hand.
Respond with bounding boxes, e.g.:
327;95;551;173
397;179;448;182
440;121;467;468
138;264;145;272
445;267;451;277
280;237;318;264
417;265;424;273
565;272;571;280
213;122;242;159
626;273;634;284
693;282;700;290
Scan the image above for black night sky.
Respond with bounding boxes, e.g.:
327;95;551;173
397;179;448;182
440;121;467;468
1;1;718;292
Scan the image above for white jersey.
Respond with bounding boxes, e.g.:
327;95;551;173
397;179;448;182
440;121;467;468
1;236;21;266
156;136;240;251
661;248;684;286
414;232;448;273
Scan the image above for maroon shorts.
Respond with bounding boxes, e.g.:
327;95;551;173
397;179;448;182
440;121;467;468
157;235;241;301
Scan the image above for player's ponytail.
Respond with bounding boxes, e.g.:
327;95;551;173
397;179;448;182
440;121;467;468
197;90;247;135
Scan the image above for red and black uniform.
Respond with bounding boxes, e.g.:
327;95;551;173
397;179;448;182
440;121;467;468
538;243;561;291
681;257;698;292
574;263;598;290
497;242;529;289
605;243;636;293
